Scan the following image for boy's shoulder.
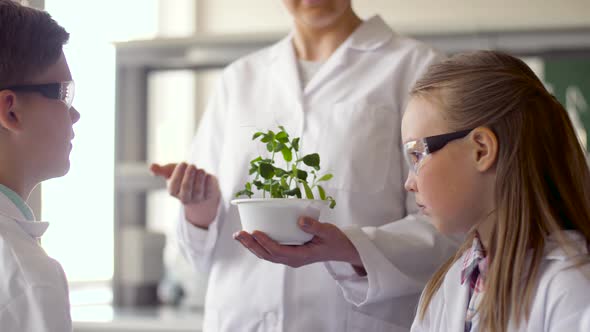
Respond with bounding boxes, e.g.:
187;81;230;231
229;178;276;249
0;217;67;307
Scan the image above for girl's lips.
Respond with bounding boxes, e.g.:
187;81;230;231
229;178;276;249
416;202;428;215
303;0;323;6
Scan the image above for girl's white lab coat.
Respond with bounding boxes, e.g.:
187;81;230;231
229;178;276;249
177;15;458;332
411;231;590;332
0;192;71;331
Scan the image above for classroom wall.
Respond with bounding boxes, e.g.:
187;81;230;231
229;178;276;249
193;0;590;35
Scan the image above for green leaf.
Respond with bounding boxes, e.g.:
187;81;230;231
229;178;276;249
327;196;336;209
264;180;279;192
271;185;283;198
302;153;320;168
317;174;333;182
302;182;314;199
245;182;251;191
278;125;286;132
235;189;254;198
274;168;288;177
266;142;274;152
317;185;326;200
259;162;274;179
275;131;289;143
261;134;271;143
250;156;262;164
253;180;264;189
292;137;300;152
296;169;308;181
281;147;293;162
283;187;301;198
280;177;288;189
274;143;286;152
252;132;263;140
248;165;257;175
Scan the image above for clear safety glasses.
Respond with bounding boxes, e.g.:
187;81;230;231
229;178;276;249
0;80;75;109
403;129;473;174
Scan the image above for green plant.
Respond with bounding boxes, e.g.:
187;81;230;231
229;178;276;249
235;126;336;209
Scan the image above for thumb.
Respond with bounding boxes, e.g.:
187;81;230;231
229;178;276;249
150;163;177;179
298;217;332;237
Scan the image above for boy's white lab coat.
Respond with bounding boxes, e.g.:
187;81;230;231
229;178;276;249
0;193;71;331
177;15;458;332
411;231;590;332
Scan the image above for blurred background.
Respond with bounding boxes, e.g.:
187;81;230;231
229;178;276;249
17;0;590;331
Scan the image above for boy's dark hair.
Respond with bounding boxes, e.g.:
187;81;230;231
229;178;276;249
0;0;69;87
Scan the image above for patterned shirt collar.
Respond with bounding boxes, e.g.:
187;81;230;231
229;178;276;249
461;231;488;285
461;232;489;332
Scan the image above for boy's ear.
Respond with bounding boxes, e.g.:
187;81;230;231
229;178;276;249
470;127;498;173
0;90;22;132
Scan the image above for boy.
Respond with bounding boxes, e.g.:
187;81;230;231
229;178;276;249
0;1;80;330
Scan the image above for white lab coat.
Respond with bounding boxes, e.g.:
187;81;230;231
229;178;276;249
580;308;590;331
411;231;590;332
177;15;458;332
0;192;72;331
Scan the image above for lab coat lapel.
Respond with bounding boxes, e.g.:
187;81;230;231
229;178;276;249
304;15;394;97
446;262;470;331
0;192;49;241
303;40;350;96
270;35;303;103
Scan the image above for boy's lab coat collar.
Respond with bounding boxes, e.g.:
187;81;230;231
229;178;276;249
0;192;49;239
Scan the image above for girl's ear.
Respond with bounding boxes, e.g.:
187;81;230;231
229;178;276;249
470;127;498;172
0;91;22;132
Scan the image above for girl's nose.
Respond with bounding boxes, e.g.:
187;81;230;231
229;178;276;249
404;171;417;193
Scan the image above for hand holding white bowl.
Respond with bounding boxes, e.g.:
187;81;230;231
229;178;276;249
234;216;365;274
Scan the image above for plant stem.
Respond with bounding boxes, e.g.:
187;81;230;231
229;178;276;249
288;149;300;189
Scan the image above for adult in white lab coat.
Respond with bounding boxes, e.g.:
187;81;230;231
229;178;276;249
152;1;457;331
0;1;79;331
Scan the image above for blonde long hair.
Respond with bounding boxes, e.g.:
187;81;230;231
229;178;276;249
413;50;590;332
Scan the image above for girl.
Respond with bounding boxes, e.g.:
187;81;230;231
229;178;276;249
403;50;590;331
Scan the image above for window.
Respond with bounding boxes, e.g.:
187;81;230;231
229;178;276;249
41;0;158;289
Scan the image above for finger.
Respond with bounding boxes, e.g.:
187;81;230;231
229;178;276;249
233;231;275;261
252;231;313;267
297;217;336;238
204;174;220;200
178;165;196;204
150;163;177;179
251;231;293;258
193;169;206;201
168;163;187;197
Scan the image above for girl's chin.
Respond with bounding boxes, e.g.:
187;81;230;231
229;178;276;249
430;218;456;235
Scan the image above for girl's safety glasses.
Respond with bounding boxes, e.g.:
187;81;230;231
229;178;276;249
403;129;473;174
0;80;75;109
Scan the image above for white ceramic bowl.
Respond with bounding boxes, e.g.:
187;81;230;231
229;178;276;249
231;198;328;245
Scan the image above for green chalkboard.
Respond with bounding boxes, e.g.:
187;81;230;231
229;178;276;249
544;59;590;152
